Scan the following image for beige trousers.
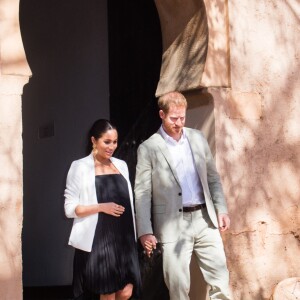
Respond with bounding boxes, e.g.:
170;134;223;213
161;208;231;300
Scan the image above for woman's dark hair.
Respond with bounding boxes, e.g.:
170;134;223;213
86;119;117;153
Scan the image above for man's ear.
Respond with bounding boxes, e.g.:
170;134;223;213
159;110;165;119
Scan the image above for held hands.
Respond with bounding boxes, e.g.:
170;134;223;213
100;202;125;217
218;213;230;232
140;234;157;257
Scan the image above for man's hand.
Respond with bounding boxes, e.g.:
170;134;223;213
218;213;230;232
139;234;157;257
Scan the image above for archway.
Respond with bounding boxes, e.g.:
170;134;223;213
19;0;230;299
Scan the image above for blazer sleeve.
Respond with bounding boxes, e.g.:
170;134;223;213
134;143;154;238
202;135;228;214
64;161;82;218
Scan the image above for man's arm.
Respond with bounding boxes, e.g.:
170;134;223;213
135;143;160;254
202;135;228;213
134;143;155;238
201;134;230;231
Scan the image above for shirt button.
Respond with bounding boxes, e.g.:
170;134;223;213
178;192;182;196
179;209;182;212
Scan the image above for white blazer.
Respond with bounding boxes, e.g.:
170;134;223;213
64;153;136;252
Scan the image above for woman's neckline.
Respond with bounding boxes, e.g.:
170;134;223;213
95;173;121;177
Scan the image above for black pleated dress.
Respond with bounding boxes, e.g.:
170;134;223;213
72;174;141;299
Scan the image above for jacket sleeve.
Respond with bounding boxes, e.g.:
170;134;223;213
64;161;82;218
202;134;228;214
134;143;153;238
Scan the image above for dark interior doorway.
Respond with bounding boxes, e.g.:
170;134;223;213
107;2;169;299
107;0;162;181
21;0;111;298
21;0;165;299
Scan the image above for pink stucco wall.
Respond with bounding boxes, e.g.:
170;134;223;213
0;0;299;299
187;1;300;299
0;0;31;299
212;1;300;299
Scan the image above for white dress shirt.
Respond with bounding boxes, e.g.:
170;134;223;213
159;126;205;206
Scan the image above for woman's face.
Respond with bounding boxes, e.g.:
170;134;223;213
92;129;118;160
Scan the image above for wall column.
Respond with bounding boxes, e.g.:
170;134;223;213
0;0;31;298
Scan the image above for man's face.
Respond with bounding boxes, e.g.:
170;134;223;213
159;104;186;139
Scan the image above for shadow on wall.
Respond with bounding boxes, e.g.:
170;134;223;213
201;0;230;87
185;89;216;155
20;0;110;287
215;1;300;299
0;114;23;296
154;0;209;96
153;0;231;94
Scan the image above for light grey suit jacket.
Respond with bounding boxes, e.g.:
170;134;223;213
134;127;228;243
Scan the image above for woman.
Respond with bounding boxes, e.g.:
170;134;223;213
64;119;141;300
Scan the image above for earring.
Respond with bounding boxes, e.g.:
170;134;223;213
92;144;98;156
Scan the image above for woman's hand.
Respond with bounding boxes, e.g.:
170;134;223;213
74;202;125;218
99;202;125;217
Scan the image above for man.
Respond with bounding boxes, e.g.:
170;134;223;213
134;91;231;299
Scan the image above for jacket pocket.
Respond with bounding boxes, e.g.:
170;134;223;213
152;204;165;214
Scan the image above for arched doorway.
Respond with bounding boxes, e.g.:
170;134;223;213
20;0;230;299
20;0;163;298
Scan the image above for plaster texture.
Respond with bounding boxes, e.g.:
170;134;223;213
201;0;230;87
211;1;300;298
154;0;230;97
270;277;300;299
0;85;28;300
0;0;299;299
154;0;208;96
0;0;30;299
183;1;300;299
0;0;31;76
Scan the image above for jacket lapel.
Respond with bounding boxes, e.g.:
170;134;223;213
185;128;205;179
154;132;181;186
111;158;126;178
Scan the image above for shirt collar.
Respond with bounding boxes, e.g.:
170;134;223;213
159;125;186;145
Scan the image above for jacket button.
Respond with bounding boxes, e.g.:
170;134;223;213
178;192;182;196
179;209;182;212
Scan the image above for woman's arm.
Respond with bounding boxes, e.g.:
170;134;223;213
64;161;82;218
75;202;125;218
65;160;125;219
